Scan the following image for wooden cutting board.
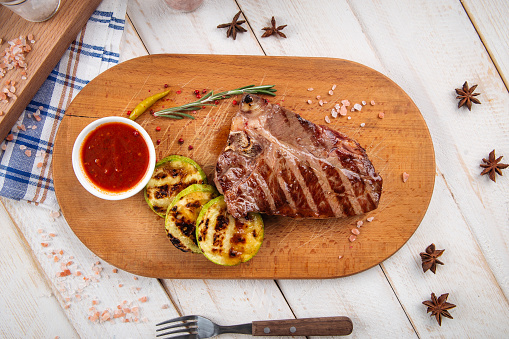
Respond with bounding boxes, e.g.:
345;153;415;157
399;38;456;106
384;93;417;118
53;55;435;279
0;0;102;141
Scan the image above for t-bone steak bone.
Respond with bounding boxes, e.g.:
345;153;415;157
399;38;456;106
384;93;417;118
214;94;383;219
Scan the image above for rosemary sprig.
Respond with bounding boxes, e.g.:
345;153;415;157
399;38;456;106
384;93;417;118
154;85;277;119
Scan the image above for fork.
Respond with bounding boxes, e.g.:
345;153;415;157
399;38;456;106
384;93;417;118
156;315;353;338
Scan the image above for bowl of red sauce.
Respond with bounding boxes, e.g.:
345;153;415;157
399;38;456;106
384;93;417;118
72;117;156;200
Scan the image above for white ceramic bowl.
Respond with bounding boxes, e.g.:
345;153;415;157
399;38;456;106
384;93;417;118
72;116;156;200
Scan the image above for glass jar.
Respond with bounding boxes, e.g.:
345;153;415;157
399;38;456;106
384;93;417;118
1;0;61;22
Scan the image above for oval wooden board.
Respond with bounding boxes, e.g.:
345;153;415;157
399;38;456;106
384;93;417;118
53;55;435;279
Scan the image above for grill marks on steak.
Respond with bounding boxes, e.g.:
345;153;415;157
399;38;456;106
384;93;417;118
214;94;382;219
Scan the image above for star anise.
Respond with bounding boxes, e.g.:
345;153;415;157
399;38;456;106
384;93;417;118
480;149;508;182
422;293;456;326
217;11;247;40
261;16;287;38
420;243;444;274
455;81;481;110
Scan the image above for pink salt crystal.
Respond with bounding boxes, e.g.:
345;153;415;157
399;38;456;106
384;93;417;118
332;84;337;90
25;150;31;157
349;235;357;242
357;220;363;227
402;172;410;183
307;99;312;104
339;106;348;116
338;255;343;259
324;116;331;123
319;100;324;106
367;217;374;222
316;95;321;100
328;90;334;95
370;100;376;106
351;228;360;235
341;99;350;107
307;88;314;91
378;112;385;119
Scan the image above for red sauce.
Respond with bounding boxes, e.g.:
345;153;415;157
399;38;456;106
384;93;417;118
81;122;150;192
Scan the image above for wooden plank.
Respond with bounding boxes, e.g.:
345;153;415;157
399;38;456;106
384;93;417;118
119;14;149;63
161;279;297;338
0;200;78;338
381;174;509;336
462;0;509;90
52;54;435;279
341;0;509;298
127;0;264;55
0;197;179;337
0;0;102;141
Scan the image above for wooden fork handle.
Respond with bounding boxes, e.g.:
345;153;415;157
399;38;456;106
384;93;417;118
252;316;353;336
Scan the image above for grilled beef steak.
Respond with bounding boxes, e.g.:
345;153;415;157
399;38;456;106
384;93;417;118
214;94;382;219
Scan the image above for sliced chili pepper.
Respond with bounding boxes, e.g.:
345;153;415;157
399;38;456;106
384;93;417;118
129;89;171;120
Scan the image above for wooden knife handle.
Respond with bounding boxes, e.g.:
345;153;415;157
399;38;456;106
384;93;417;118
252;316;353;336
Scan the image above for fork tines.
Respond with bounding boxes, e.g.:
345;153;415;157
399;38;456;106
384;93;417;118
156;315;199;338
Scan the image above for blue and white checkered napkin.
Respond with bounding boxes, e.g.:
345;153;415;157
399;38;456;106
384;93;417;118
0;0;127;210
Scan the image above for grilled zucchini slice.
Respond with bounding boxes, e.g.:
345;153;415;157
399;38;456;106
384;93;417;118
145;155;207;217
165;184;218;253
196;196;264;266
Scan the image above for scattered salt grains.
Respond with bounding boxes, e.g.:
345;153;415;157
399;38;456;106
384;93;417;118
360;123;365;127
353;103;362;111
19;145;26;150
357;220;364;228
367;216;374;222
370;100;376;106
25;150;31;157
347;116;351;120
307;88;314;91
338;255;343;259
324;116;331;123
331;108;338;118
378;112;385;119
328;90;334;96
349;235;357;242
316;95;321;100
318;100;324;106
334;103;340;110
350;108;355;112
307;100;312;104
402;172;410;183
341;99;350;107
361;101;366;106
331;84;337;91
351;228;360;235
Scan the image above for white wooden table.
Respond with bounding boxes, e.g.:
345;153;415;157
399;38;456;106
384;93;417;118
1;0;508;337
